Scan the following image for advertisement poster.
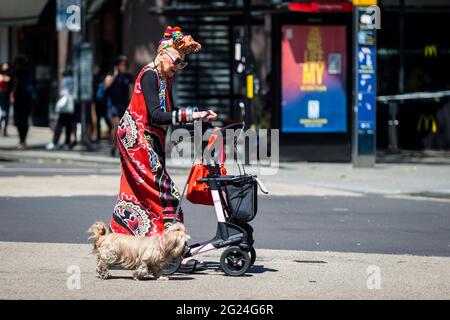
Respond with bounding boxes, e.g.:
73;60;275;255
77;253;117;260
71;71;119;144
281;25;347;133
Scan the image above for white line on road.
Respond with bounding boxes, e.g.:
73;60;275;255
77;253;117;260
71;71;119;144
332;208;349;212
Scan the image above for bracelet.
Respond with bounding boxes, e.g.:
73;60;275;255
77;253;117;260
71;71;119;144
172;110;177;125
187;107;193;122
172;107;198;124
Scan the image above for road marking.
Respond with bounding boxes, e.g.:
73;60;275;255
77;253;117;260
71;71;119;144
333;208;349;212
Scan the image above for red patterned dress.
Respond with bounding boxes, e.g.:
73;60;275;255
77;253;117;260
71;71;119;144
110;63;183;236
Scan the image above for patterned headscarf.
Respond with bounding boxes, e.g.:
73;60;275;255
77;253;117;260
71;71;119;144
159;26;202;55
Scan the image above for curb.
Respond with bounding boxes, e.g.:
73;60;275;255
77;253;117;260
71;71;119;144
2;150;450;200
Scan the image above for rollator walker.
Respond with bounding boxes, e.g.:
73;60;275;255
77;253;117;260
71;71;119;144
163;120;268;276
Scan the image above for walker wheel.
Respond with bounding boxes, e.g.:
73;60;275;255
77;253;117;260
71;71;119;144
161;256;182;276
249;247;256;267
220;246;251;276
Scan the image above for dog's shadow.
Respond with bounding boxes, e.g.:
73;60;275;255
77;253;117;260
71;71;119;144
199;261;278;276
106;261;278;280
247;264;278;274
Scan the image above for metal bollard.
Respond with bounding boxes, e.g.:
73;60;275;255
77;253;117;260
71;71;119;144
388;101;399;153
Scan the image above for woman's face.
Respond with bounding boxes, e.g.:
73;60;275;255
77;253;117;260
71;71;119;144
117;61;128;73
159;48;186;78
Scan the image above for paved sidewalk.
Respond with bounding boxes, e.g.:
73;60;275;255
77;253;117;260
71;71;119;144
1;241;449;300
1;125;450;198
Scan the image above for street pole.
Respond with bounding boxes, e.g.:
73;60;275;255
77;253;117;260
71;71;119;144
78;0;92;150
81;0;88;149
352;4;377;168
386;0;404;153
243;0;252;165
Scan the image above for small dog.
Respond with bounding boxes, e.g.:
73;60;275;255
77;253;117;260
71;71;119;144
88;222;190;280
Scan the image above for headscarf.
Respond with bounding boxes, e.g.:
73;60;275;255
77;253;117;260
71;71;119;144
159;26;201;55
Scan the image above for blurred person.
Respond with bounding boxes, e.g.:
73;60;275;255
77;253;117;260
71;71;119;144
46;68;75;150
10;55;35;150
72;99;94;149
93;65;112;143
71;101;81;148
109;26;217;273
0;62;12;136
104;55;133;156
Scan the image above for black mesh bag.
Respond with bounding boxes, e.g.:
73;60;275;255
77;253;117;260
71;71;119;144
225;176;258;222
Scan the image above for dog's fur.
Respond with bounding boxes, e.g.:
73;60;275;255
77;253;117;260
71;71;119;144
88;222;190;280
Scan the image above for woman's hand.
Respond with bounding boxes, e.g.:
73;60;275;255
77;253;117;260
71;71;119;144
205;110;218;122
193;110;218;122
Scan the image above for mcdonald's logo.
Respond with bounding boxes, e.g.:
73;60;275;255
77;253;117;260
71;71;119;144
424;45;437;58
417;115;437;133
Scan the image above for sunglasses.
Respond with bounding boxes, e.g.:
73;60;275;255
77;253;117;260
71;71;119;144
163;50;188;70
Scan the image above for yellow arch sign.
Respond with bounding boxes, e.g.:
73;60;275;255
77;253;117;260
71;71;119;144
417;115;437;133
424;45;437;58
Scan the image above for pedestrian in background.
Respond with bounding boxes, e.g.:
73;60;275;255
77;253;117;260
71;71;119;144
46;67;75;150
92;65;111;143
104;55;133;156
71;96;94;149
10;55;35;150
0;62;12;136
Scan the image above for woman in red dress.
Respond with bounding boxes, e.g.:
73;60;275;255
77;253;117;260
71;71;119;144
109;26;217;272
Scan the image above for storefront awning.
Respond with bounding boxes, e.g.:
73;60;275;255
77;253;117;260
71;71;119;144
0;0;48;26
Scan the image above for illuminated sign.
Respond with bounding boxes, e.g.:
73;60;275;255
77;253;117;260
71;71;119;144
424;45;437;58
353;0;378;6
417;115;437;133
281;25;347;133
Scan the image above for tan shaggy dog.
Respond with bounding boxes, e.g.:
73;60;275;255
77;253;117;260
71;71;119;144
88;222;190;280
